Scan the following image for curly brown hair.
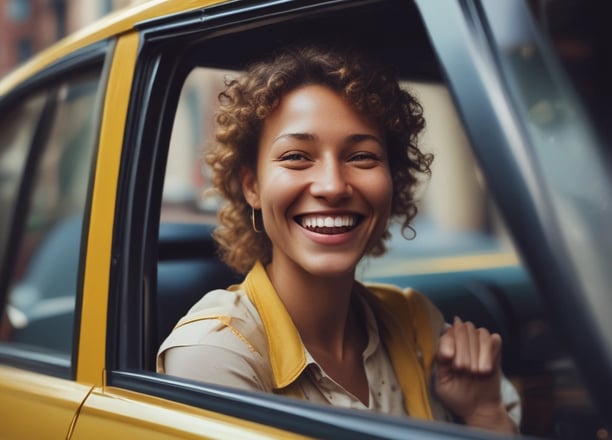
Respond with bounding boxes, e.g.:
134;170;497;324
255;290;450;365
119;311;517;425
206;45;433;274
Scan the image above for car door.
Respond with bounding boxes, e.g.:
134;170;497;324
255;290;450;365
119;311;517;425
417;0;612;429
50;0;607;438
70;1;535;439
0;42;109;439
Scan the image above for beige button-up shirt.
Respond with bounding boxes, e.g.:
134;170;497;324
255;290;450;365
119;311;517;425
157;261;520;425
158;287;410;414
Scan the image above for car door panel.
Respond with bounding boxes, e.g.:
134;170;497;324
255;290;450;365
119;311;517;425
71;386;309;440
0;365;91;439
76;31;138;385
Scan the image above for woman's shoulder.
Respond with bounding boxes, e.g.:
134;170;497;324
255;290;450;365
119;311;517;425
158;287;268;360
156;287;273;390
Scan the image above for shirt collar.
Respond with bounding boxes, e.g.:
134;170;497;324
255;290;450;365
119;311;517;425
241;261;384;390
242;261;307;389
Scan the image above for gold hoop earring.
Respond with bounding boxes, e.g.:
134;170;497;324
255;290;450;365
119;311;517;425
251;207;263;233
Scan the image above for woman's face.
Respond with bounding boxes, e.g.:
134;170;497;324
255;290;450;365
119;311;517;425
241;84;393;278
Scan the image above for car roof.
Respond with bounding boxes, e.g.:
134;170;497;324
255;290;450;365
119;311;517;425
1;0;444;97
0;0;225;97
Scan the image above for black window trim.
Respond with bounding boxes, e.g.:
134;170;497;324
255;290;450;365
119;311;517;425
0;40;111;108
136;0;381;40
109;370;501;440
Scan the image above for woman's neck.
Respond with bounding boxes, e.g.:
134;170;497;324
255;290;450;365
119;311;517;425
265;258;357;356
265;257;370;405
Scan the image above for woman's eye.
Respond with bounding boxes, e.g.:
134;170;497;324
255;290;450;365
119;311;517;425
276;151;313;169
349;152;380;164
280;153;306;161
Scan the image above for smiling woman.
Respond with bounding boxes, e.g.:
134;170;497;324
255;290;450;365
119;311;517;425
157;45;520;434
240;84;393;281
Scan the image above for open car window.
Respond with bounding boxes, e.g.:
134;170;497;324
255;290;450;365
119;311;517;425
156;38;564;440
162;70;519;272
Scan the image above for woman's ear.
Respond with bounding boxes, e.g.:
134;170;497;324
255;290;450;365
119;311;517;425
240;166;261;209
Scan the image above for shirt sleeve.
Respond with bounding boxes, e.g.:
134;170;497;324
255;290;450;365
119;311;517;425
501;374;522;428
157;316;273;392
162;344;268;390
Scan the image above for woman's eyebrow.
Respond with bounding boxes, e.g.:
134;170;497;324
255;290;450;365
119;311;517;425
272;133;383;145
345;133;384;145
272;132;317;143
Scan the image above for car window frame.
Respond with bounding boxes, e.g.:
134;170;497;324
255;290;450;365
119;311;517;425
416;0;612;424
0;40;113;379
478;0;612;420
106;1;524;439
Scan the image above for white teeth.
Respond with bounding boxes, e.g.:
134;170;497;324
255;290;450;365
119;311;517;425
300;215;357;229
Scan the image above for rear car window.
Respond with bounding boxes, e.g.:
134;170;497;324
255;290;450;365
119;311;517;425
0;69;102;361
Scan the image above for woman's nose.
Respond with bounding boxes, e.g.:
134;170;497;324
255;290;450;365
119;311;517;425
309;160;352;203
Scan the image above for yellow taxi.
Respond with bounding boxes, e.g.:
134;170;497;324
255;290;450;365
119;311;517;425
1;0;610;438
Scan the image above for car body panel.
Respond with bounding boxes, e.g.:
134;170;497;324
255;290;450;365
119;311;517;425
76;30;139;387
72;386;309;440
0;365;92;439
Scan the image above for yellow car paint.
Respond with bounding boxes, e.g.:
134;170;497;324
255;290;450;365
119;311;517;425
77;30;140;386
0;365;92;439
72;386;310;440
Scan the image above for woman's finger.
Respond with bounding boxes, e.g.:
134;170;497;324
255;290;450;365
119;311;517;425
477;328;493;373
465;320;479;371
477;329;502;373
452;316;471;370
438;325;456;362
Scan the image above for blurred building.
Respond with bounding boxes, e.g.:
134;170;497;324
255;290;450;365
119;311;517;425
0;0;148;77
0;1;56;76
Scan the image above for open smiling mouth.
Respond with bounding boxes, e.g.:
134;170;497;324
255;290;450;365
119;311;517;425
295;214;363;235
